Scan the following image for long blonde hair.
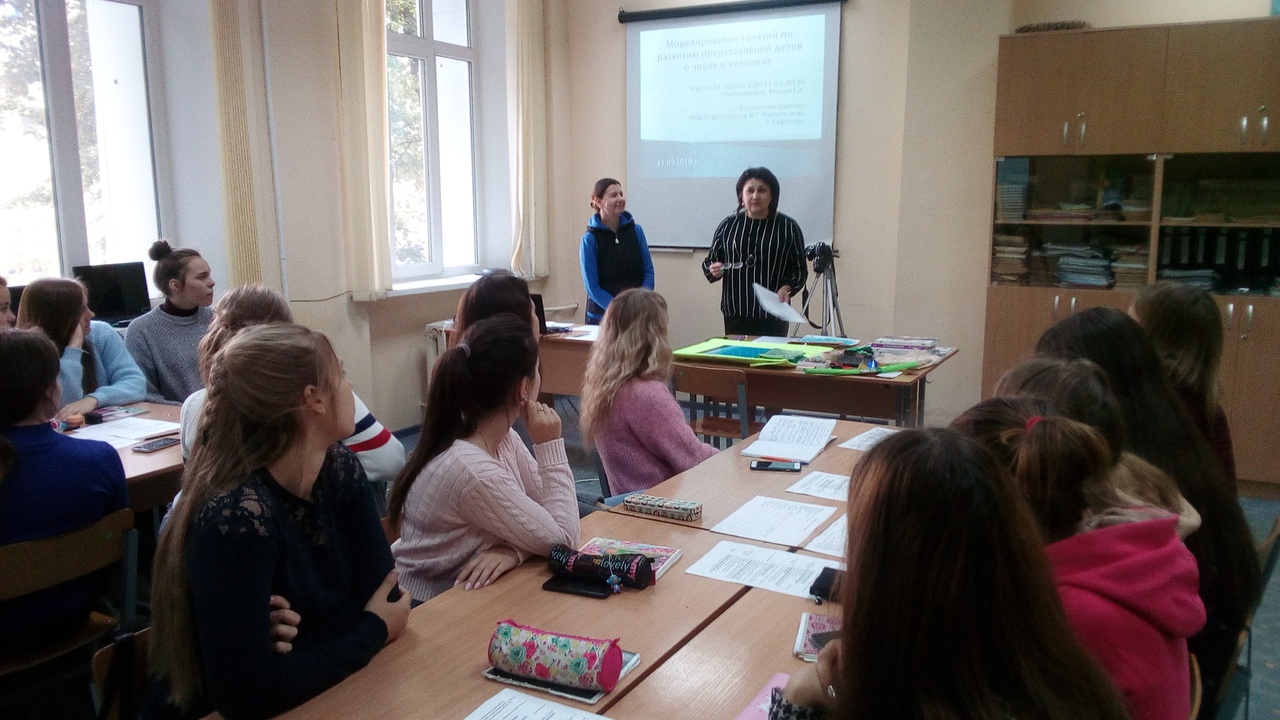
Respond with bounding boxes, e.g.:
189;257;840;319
1132;281;1223;419
149;323;342;708
580;289;672;445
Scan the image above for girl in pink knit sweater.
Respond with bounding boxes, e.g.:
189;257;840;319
388;315;579;602
580;289;716;496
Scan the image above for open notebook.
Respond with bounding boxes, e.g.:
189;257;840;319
740;416;837;464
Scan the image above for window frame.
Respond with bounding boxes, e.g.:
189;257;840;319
385;0;482;282
28;0;172;281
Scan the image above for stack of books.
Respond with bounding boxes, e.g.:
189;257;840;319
990;234;1029;285
1157;267;1218;291
1056;256;1114;288
1026;204;1093;221
995;184;1026;221
1109;244;1150;288
871;336;938;351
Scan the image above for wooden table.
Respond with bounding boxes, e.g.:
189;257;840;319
280;511;770;719
106;402;184;513
536;330;594;397
607;581;842;720
609;420;873;548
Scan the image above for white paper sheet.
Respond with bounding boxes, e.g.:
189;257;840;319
711;496;837;546
685;540;843;597
785;471;849;502
563;326;599;341
752;282;807;323
804;515;848;558
464;689;609;720
69;418;181;448
838;426;898;452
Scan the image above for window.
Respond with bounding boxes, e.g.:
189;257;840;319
386;0;479;281
0;0;163;288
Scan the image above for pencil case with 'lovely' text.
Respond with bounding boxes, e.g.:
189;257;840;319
621;494;702;522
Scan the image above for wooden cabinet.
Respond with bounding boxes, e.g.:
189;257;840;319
1219;297;1280;484
994;27;1168;156
1164;18;1280;153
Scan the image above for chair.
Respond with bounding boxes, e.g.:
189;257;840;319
91;628;150;720
671;364;763;448
1212;629;1251;720
1188;653;1202;720
0;509;137;679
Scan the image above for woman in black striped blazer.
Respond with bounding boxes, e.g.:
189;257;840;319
701;167;808;337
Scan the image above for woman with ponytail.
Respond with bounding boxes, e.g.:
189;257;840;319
0;329;127;656
125;240;216;403
953;397;1205;720
147;324;409;719
390;314;578;602
16;277;145;419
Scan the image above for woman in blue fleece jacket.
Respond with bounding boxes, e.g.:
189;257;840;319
580;178;655;324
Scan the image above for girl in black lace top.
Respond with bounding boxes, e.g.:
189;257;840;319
146;324;410;719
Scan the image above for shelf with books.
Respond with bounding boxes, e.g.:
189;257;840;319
1160;221;1280;229
995;220;1152;227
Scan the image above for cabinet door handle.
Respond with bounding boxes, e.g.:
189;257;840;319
1246;304;1255;334
1262;106;1270;145
1226;302;1235;330
1069;296;1077;314
1078;112;1086;147
1241;115;1249;144
1053;294;1061;320
1062;121;1070;147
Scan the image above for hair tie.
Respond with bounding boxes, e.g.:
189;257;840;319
1025;415;1044;431
457;342;471;358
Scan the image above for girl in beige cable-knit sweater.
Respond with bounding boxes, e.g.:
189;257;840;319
388;314;579;603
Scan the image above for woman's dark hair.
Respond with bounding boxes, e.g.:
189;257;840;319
838;428;1128;720
994;354;1125;459
453;270;534;343
1133;281;1224;422
1037;307;1260;631
149;240;204;297
0;329;62;483
388;314;539;528
952;397;1115;543
16;277;97;395
590;178;621;210
735;167;780;217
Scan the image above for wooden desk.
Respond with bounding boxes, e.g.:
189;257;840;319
607;584;841;720
112;402;184;513
537;331;594;397
610;420;873;547
279;511;766;719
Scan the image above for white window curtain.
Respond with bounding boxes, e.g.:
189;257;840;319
505;0;548;277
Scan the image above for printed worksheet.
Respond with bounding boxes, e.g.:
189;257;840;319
838;425;898;452
804;515;847;558
785;471;849;502
711;496;836;546
464;689;610;720
685;541;843;597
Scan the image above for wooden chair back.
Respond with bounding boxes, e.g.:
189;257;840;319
0;509;134;602
1256;513;1280;605
672;364;759;444
1188;653;1201;720
92;628;150;720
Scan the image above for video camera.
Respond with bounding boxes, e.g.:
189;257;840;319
805;242;834;275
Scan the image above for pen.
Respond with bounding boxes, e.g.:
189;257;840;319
759;455;795;463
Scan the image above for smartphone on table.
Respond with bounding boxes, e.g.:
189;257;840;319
749;459;802;472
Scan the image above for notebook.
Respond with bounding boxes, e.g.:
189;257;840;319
740;415;837;464
577;537;682;580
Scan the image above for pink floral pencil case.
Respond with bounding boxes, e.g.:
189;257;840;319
487;619;624;692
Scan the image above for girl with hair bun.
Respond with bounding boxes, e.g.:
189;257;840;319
953;396;1205;720
580;288;714;495
148;324;408;718
124;240;216;403
17;276;145;418
390;314;578;602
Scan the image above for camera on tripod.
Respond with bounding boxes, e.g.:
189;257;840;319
805;242;834;275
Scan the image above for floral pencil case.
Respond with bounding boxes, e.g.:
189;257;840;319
487;619;624;692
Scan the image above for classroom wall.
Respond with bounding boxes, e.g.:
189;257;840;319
1012;0;1271;28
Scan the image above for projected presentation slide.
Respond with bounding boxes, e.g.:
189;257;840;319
638;15;826;143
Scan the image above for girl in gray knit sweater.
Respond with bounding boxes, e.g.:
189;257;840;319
125;240;216;403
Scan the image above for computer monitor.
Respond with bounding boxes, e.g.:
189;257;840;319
8;285;23;317
530;293;548;335
72;261;151;326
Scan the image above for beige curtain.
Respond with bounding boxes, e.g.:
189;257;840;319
335;0;393;300
506;0;550;276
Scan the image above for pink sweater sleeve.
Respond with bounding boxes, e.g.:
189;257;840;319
456;433;579;558
624;380;717;476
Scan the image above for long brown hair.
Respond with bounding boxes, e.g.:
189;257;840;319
837;428;1128;720
0;329;62;485
149;324;342;708
17;277;97;395
197;284;293;380
1132;281;1224;421
452;270;534;345
580;289;672;446
952;397;1117;543
387;315;538;530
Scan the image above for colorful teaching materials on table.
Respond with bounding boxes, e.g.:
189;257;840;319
837;425;899;452
711;496;837;546
740;415;837;464
672;338;829;367
621;494;702;522
484;620;639;704
803;515;847;558
578;537;683;580
685;541;843;598
785;471;849;502
794;612;843;661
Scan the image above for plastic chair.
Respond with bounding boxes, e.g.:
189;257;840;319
0;509;137;700
91;628;150;720
671;364;763;448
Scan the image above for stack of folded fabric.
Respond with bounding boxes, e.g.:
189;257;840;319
991;234;1029;284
